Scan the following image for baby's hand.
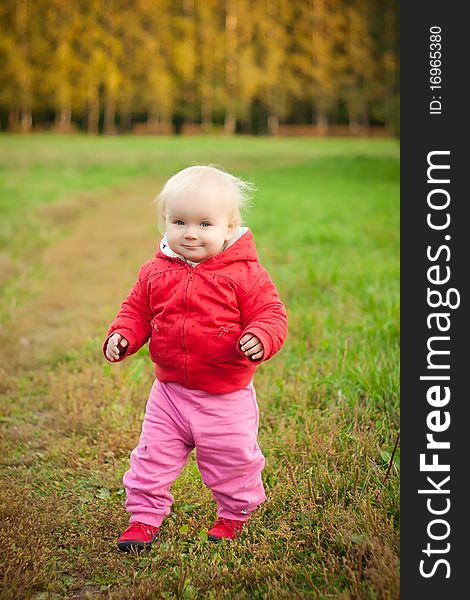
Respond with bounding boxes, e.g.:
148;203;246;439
239;333;264;361
106;333;129;361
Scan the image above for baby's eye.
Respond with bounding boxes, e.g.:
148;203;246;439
201;221;211;227
173;220;185;225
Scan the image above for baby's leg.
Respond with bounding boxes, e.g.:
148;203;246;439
122;379;195;528
190;382;266;521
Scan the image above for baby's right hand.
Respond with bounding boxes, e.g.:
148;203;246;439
106;333;129;361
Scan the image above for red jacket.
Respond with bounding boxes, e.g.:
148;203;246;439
102;228;288;393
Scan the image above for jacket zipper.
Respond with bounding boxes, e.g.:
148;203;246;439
181;265;195;387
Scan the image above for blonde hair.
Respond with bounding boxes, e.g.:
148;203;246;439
153;164;256;234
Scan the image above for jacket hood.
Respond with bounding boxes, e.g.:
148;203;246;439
155;226;259;268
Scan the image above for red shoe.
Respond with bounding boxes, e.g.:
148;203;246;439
207;517;246;542
117;521;160;552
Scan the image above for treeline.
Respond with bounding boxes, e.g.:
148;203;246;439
0;0;399;135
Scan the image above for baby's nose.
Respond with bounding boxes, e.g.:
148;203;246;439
185;228;198;239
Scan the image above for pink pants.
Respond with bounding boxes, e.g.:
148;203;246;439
122;378;266;527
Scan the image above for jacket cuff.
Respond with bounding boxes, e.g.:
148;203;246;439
102;328;139;362
237;326;273;364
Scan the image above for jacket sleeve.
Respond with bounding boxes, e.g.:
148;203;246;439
102;261;154;362
236;267;288;364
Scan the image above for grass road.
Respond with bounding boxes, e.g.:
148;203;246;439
0;135;399;599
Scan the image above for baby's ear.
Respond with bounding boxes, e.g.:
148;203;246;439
226;220;237;240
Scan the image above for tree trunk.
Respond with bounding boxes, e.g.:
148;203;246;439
8;108;20;132
240;104;251;134
268;113;279;136
120;109;132;133
182;0;196;127
55;104;72;133
224;0;237;135
315;105;329;134
266;0;280;137
201;88;213;131
104;95;116;134
87;87;100;134
361;104;370;128
17;0;32;133
146;111;160;133
224;111;236;135
20;107;32;132
197;0;214;133
349;110;360;134
121;35;133;133
160;108;173;134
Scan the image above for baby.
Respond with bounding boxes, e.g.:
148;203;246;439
103;164;288;551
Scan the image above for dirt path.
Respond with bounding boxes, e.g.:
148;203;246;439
1;176;165;375
0;176;172;596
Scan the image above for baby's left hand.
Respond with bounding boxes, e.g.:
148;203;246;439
239;333;264;361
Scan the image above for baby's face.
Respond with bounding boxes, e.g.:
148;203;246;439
165;195;236;263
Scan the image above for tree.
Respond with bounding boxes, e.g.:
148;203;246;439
309;0;344;131
342;0;378;130
195;0;222;131
254;0;290;135
40;1;83;132
0;0;36;131
224;0;238;134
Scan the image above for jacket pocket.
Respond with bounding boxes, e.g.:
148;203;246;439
149;318;168;358
205;325;242;362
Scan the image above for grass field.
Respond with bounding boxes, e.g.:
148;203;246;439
0;134;400;599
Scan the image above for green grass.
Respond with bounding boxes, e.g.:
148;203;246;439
0;134;399;599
